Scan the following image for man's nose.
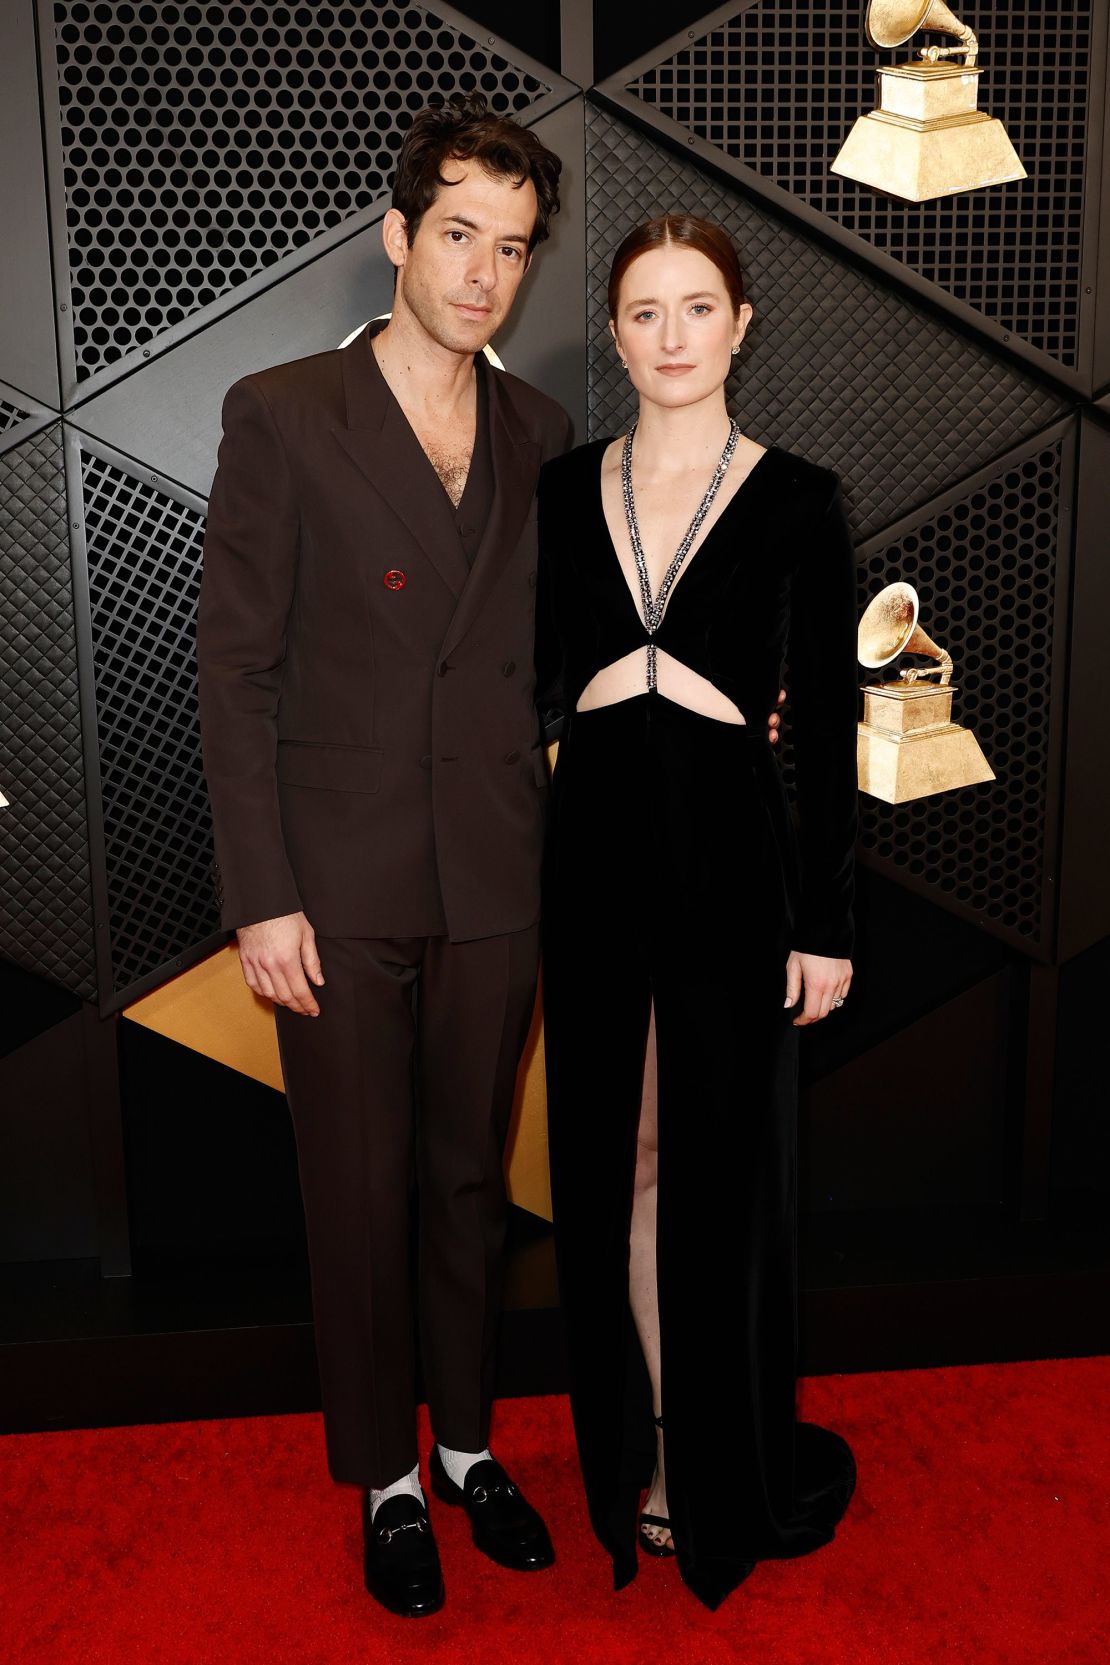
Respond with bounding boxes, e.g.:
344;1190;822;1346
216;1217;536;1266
467;246;498;291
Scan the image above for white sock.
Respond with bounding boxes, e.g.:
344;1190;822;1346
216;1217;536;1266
437;1442;492;1489
369;1461;423;1521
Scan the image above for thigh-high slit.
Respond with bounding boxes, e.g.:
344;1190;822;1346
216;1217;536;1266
541;689;856;1611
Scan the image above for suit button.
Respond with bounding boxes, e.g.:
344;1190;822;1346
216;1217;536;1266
528;571;538;589
502;660;516;677
437;660;450;677
504;749;520;764
418;754;431;770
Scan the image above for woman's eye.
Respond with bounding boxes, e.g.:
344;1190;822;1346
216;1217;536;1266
633;310;655;323
690;304;711;315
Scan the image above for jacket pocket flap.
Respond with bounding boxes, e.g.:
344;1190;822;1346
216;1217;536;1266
276;741;383;794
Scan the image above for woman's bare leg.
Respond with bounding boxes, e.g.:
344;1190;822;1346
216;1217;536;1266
628;1001;671;1549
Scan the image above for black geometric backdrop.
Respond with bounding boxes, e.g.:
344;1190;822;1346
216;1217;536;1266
52;1;559;389
620;0;1096;377
80;446;216;993
0;424;97;1000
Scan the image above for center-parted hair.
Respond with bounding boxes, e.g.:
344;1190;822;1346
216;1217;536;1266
608;215;748;321
392;93;562;254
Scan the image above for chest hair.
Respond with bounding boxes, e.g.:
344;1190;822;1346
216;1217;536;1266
421;439;473;508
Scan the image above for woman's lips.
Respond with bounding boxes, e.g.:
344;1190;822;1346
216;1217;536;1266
655;363;695;375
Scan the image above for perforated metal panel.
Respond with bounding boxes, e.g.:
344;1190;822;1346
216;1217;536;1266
81;449;218;993
585;104;1067;541
626;1;1092;369
0;398;34;437
53;2;552;381
856;439;1064;947
0;426;97;999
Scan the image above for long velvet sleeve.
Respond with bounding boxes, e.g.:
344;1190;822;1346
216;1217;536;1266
786;475;860;960
197;377;304;931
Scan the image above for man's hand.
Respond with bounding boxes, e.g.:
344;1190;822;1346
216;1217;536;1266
236;912;325;1017
768;686;786;744
784;950;852;1026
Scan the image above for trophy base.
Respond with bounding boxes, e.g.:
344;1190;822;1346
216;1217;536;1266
857;721;995;804
831;64;1026;201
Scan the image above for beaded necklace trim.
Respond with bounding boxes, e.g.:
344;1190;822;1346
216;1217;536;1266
620;419;742;689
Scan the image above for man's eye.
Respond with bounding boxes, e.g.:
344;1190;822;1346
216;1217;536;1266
500;246;521;260
448;230;467;242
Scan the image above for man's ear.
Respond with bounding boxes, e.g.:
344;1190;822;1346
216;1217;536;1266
382;208;409;270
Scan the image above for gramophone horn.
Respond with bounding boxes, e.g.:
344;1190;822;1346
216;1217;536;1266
858;581;954;684
865;0;978;60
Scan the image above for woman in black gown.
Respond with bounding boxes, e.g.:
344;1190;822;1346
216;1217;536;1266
535;216;859;1611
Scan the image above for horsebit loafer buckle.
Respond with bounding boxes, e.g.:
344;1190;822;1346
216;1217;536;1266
471;1482;515;1503
377;1517;429;1543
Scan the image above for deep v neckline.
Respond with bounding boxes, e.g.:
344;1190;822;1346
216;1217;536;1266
595;438;777;632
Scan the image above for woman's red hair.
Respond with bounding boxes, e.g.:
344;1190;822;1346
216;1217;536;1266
607;214;747;321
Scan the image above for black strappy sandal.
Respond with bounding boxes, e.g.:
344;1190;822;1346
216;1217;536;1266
639;1414;676;1558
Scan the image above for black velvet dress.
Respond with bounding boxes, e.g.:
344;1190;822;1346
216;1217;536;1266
534;437;860;1610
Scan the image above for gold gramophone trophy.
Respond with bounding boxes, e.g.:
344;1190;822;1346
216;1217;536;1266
832;2;1026;201
856;582;994;802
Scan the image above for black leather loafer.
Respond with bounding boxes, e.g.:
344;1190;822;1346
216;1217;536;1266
428;1447;555;1571
362;1491;445;1617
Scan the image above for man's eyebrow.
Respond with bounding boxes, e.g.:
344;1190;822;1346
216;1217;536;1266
442;214;529;245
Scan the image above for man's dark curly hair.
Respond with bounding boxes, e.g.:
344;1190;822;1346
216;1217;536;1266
391;93;562;255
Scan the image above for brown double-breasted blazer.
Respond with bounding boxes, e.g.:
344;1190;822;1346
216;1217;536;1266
196;322;573;940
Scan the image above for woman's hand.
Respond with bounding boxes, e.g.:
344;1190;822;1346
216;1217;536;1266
784;950;851;1026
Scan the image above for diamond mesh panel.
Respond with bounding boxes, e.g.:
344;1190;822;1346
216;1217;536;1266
0;398;33;437
0;426;97;998
628;1;1091;368
54;2;551;381
82;452;218;992
585;104;1066;542
855;442;1062;946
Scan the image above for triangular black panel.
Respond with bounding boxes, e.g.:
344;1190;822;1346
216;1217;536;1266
46;1;572;400
0;2;60;407
0;426;97;1000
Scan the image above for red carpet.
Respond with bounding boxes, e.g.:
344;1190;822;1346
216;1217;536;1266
2;1357;1109;1665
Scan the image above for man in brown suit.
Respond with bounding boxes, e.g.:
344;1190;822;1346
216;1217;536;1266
197;98;568;1617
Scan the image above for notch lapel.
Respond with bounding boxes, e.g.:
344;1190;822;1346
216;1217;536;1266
440;367;540;659
331;325;469;600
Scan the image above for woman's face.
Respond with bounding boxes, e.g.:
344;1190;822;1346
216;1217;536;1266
610;244;752;410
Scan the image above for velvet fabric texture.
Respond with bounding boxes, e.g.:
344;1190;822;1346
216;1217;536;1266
535;440;860;1609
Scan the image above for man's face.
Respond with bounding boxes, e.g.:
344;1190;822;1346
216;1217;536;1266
387;157;538;354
